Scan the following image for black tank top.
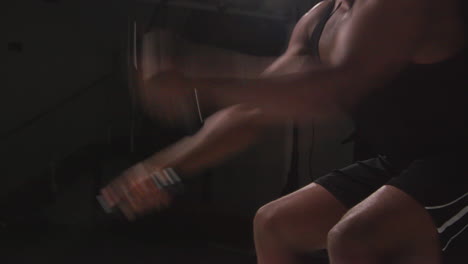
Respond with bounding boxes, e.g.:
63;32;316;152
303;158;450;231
353;50;468;162
310;0;468;163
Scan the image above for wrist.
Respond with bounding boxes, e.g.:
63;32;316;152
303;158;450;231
147;167;185;194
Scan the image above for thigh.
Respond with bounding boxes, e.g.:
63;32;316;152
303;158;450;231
330;185;442;263
315;155;395;209
387;152;468;258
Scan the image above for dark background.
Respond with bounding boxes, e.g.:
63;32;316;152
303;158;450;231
4;1;464;263
2;1;335;263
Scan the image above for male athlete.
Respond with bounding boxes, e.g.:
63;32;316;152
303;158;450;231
102;0;467;263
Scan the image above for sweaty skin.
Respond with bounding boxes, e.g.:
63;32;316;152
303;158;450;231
195;0;465;118
101;0;466;217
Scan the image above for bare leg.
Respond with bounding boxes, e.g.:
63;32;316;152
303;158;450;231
328;185;441;264
254;183;347;264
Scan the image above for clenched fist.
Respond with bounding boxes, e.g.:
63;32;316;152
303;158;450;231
99;162;174;221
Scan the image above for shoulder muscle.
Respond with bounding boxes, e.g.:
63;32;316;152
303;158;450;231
287;0;335;55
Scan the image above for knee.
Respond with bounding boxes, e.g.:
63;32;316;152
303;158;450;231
253;200;287;239
327;216;376;260
327;220;357;250
328;215;371;243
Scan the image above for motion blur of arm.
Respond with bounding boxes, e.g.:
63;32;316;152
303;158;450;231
101;0;432;219
182;0;431;121
142;104;266;176
140;28;277;80
133;1;347;172
137;27;277;121
99;19;305;218
136;28;285;174
147;0;434;172
101;103;272;219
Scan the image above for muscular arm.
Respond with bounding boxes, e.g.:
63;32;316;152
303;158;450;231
190;0;431;121
103;0;433;215
140;0;432;174
142;104;266;176
136;4;335;176
141;29;276;80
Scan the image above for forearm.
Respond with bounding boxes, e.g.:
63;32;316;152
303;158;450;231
142;129;261;176
142;107;265;176
142;134;225;176
193;66;356;121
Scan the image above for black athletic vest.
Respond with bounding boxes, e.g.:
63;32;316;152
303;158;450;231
310;0;468;163
352;50;468;162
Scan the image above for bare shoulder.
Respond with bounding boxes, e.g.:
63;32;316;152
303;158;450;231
287;0;336;55
350;0;463;63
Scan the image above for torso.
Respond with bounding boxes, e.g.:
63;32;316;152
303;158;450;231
266;0;465;75
323;0;465;64
265;0;468;160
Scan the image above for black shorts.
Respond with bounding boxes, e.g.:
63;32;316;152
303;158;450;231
315;153;468;256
